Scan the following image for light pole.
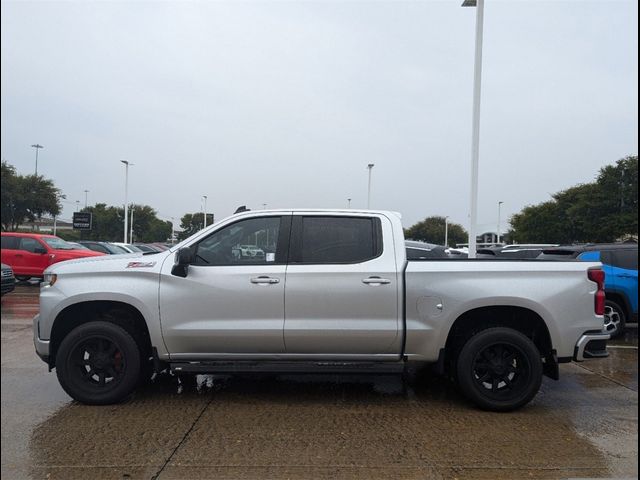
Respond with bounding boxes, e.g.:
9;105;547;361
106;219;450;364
496;201;504;245
202;195;208;228
366;164;375;209
347;198;352;209
84;190;89;208
130;204;135;243
262;203;267;210
31;144;44;176
121;160;134;243
444;216;450;247
75;200;80;212
170;217;175;244
462;0;485;258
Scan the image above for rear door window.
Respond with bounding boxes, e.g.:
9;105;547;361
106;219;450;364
294;216;382;264
1;236;19;249
612;249;638;270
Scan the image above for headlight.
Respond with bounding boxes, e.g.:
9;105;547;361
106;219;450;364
42;273;58;288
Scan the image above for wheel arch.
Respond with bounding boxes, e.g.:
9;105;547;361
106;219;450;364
443;305;555;379
605;290;631;319
49;300;152;369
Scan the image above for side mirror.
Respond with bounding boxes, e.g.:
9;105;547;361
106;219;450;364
34;246;47;255
171;247;195;278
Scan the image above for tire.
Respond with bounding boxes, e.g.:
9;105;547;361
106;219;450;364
456;327;543;412
56;321;141;405
604;300;627;338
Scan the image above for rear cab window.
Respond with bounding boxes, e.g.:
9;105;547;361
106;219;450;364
291;216;383;264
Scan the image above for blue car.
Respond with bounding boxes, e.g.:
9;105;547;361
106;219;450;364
540;244;638;337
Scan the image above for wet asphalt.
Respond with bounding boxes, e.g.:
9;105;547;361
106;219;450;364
1;284;637;480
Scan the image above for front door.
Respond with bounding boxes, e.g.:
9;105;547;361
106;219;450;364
284;214;401;358
159;215;291;358
16;237;50;277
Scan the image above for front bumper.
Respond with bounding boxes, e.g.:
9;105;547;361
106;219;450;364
574;330;610;361
1;277;15;295
33;314;50;364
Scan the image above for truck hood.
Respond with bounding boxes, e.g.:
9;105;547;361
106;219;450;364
46;251;170;275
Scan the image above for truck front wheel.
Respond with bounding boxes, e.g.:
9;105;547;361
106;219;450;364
456;327;543;412
55;321;141;405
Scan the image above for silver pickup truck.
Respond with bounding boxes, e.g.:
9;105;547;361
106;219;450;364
34;209;609;411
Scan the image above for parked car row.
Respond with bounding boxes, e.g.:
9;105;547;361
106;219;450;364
0;232;174;283
1;233;105;282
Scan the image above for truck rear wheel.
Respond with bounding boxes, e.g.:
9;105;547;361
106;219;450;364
456;327;542;412
55;321;141;405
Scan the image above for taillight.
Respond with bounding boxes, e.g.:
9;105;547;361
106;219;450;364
588;268;605;316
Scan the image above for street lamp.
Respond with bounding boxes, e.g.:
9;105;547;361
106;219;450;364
75;200;80;212
444;216;450;247
497;201;504;245
84;190;89;208
130;204;135;243
121;160;134;243
202;195;208;228
347;198;352;209
31;144;44;176
366;164;375;209
462;0;485;258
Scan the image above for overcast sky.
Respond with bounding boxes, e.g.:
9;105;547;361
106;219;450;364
1;0;637;232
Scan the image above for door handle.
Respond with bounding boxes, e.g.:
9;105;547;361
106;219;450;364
250;276;280;285
362;276;391;285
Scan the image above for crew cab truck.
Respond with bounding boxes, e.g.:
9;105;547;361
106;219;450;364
34;209;609;411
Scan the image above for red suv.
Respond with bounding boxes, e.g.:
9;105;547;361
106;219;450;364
1;233;105;281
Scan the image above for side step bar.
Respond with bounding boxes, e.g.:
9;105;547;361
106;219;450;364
170;361;406;375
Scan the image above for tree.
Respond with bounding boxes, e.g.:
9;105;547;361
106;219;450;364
404;216;468;247
128;205;172;243
509;156;638;243
1;161;62;231
79;203;171;242
80;203;124;241
178;212;214;241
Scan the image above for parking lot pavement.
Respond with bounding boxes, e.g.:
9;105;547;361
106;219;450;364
1;285;638;480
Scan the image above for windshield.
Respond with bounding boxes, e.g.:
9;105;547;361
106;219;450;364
43;237;74;250
110;244;129;254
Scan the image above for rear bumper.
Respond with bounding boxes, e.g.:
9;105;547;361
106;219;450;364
574;330;610;361
33;314;50;364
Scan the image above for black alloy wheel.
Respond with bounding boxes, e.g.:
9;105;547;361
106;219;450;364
456;327;543;412
56;321;141;404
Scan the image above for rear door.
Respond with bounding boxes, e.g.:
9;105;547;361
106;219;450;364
0;235;21;272
284;213;401;358
610;249;638;316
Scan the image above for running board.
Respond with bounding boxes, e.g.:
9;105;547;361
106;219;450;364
170;360;406;375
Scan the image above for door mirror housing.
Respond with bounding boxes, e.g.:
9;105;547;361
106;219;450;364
172;247;195;277
34;246;47;255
